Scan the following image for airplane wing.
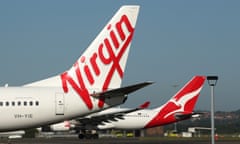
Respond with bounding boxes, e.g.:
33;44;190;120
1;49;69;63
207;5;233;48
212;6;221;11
90;81;154;98
74;101;151;127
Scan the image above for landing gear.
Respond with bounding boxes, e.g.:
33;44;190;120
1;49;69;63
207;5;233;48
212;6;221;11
78;133;84;139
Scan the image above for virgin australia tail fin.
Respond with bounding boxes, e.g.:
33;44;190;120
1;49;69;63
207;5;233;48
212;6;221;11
24;5;140;90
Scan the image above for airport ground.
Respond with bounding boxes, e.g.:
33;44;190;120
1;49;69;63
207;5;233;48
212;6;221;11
1;137;240;144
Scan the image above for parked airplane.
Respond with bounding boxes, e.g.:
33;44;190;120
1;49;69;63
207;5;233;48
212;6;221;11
95;76;206;129
53;76;205;139
0;5;153;132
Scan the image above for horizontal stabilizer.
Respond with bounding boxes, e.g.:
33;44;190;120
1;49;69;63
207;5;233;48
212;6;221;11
175;112;203;120
90;81;154;98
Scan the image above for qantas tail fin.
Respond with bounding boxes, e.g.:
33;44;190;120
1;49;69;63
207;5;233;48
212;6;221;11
145;76;206;128
165;76;206;115
24;5;140;90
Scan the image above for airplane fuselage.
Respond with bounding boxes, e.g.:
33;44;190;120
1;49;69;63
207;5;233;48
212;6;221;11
0;87;125;132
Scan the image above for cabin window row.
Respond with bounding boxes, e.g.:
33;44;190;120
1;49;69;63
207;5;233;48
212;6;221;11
0;101;39;107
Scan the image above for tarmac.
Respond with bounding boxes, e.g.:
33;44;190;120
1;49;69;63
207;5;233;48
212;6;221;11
1;137;240;144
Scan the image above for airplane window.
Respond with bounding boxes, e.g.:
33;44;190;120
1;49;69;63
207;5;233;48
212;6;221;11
18;101;21;106
12;101;15;106
29;101;33;106
0;102;3;106
24;101;27;106
6;102;9;106
36;101;39;106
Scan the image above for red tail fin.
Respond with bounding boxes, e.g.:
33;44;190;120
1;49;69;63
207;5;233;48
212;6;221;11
145;76;205;128
169;75;206;114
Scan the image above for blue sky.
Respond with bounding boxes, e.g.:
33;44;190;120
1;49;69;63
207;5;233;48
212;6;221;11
0;1;240;111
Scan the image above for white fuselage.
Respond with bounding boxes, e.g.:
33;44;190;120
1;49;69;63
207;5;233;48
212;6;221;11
0;87;124;132
97;108;159;130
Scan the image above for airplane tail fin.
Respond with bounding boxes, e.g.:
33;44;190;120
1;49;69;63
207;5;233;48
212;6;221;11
66;5;140;90
168;76;206;114
24;5;140;91
145;76;206;128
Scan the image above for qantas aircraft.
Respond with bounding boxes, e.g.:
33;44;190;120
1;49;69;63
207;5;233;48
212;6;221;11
55;76;205;139
0;5;153;132
94;76;206;130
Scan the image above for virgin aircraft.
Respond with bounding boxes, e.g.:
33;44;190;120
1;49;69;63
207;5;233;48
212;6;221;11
0;5;153;132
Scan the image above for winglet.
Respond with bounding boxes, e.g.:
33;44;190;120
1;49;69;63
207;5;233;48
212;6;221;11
139;101;150;109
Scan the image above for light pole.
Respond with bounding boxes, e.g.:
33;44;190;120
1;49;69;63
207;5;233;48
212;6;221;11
207;76;218;144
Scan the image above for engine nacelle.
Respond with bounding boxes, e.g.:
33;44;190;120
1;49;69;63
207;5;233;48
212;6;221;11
97;123;114;130
50;121;72;131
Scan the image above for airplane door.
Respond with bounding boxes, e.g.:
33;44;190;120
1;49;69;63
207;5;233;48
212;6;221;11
55;93;65;115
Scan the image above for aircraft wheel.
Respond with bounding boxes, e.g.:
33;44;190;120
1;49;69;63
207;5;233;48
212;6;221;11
78;134;84;139
93;133;99;139
85;134;92;139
